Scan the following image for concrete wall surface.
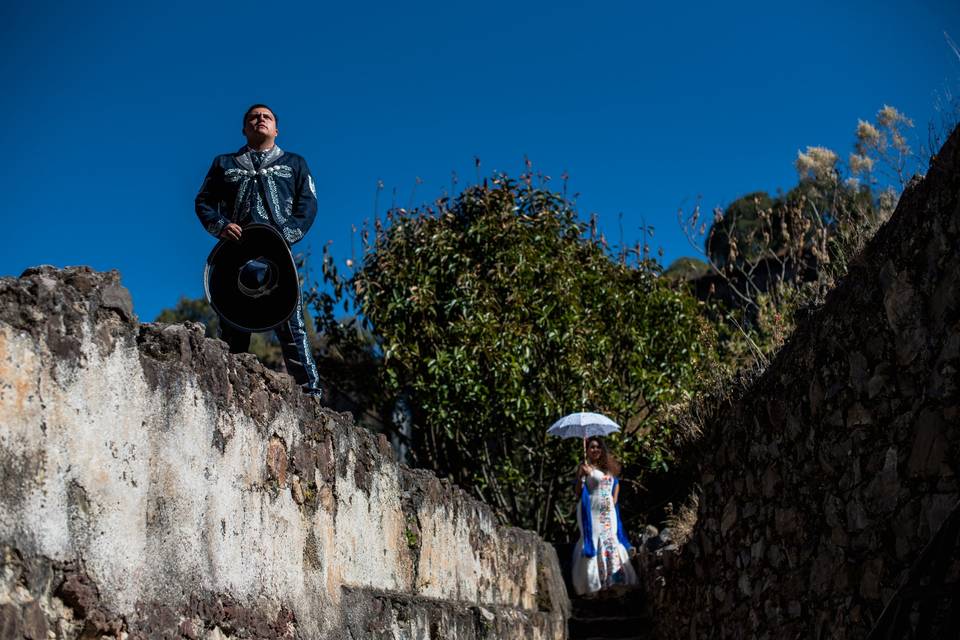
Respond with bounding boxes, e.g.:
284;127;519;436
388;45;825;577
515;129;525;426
0;266;569;639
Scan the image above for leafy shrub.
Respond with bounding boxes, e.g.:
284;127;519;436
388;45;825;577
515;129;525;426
317;175;715;536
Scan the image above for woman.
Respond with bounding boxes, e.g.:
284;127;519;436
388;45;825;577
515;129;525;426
571;436;638;595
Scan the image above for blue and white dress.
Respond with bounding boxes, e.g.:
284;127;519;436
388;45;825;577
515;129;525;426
572;468;638;595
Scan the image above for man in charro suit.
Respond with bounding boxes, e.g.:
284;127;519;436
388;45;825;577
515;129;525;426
195;104;322;397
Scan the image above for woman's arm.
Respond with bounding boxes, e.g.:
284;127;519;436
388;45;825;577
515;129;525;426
613;479;620;504
574;463;590;499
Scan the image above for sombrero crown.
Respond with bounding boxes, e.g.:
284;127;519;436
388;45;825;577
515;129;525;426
204;224;300;332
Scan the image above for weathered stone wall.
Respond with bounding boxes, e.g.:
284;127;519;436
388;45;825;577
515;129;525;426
640;128;960;638
0;267;568;639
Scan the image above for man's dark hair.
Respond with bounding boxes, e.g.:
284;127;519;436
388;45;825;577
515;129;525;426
243;103;278;126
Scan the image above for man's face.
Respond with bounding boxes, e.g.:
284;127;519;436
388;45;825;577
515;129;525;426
243;108;278;143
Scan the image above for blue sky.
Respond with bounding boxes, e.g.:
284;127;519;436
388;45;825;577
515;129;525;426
3;0;959;321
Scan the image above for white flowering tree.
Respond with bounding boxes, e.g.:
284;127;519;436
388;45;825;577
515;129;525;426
850;106;916;190
677;106;916;365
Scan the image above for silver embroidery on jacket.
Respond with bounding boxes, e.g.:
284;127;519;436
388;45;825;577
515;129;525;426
278;197;295;227
236;145;284;172
262;165;294;178
254;196;269;222
226;168;254;220
283;227;303;243
263;165;294;225
207;217;228;236
260;145;284;168
225;165;294;225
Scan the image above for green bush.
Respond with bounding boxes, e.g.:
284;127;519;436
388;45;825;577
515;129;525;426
319;175;715;537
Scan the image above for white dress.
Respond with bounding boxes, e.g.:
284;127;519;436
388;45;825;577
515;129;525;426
572;468;638;595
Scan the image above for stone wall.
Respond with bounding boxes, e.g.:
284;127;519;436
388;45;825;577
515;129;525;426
639;128;960;638
0;266;568;639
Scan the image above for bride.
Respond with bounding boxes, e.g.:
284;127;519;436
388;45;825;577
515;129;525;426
571;436;638;595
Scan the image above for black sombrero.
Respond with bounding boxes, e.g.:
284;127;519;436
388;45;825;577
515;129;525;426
204;224;300;332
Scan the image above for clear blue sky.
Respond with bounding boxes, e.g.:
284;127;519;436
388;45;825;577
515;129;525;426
3;1;959;321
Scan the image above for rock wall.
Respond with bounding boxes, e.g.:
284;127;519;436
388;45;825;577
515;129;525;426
640;128;960;637
0;267;569;639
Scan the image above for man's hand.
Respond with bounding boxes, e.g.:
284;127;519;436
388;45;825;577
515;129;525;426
219;223;242;241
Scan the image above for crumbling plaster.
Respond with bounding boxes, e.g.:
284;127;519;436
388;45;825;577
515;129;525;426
0;267;568;639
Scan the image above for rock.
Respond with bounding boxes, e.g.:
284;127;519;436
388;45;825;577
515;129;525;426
317;483;335;513
809;378;824;417
774;508;797;536
291;476;305;504
859;557;883;600
762;466;781;498
845;497;868;531
266;436;288;486
865;447;900;514
848;352;868;392
881;266;916;335
21;600;48;640
809;547;841;593
846;403;872;426
100;283;135;321
207;627;228;640
0;604;23;640
907;410;948;477
56;571;100;619
721;499;738;536
788;600;801;619
180;619;198;639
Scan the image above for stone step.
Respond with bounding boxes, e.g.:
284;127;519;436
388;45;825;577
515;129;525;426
568;615;653;638
569;634;652;640
572;600;648;617
571;594;649;617
568;584;651;638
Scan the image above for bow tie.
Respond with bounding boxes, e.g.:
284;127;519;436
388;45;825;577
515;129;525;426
250;150;268;169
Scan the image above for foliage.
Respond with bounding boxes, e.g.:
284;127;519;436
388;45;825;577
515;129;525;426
677;106;914;366
155;296;220;336
703;191;776;269
317;175;715;537
927;33;960;164
662;256;710;281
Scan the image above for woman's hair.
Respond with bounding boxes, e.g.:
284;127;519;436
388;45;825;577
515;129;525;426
586;436;622;476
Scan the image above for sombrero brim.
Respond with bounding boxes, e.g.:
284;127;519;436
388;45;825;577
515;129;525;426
204;224;300;332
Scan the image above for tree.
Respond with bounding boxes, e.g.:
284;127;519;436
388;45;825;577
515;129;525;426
675;106;913;365
662;256;710;281
318;175;715;537
155;296;220;336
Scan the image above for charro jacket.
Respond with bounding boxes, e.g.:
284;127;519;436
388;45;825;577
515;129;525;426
195;145;318;244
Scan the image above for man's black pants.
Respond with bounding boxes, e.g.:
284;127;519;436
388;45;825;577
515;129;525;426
218;302;322;397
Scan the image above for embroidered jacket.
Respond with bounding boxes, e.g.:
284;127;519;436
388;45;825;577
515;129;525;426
195;145;318;244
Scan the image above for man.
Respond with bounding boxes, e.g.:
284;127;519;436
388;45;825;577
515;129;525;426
195;104;322;398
